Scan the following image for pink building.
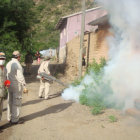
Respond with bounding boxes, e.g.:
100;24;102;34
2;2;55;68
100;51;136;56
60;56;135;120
56;7;107;50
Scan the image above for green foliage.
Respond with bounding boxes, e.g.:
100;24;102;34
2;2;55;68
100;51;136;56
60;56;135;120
79;94;88;105
91;106;104;115
72;78;83;86
37;4;46;12
86;0;93;9
76;58;120;115
46;0;57;4
53;9;62;15
80;83;106;115
0;0;37;61
86;57;106;74
33;0;99;49
68;1;78;10
108;115;117;122
45;22;55;31
0;35;21;62
0;0;100;61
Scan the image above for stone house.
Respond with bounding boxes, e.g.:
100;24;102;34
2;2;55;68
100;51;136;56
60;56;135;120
56;7;107;63
67;15;111;78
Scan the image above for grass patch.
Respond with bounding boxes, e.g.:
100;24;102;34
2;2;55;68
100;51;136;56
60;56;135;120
91;106;104;115
108;115;117;122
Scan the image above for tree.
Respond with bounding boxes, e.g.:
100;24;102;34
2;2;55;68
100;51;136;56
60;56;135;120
0;0;36;61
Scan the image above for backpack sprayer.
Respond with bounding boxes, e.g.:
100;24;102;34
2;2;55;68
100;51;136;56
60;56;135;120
37;72;68;88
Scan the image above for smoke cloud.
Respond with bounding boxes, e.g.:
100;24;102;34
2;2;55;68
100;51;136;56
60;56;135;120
97;0;140;110
62;0;140;111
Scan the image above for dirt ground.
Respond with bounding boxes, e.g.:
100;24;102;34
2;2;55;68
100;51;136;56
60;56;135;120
0;63;140;140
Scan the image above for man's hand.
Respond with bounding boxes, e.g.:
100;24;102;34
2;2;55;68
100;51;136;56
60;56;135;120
23;87;28;94
41;77;44;80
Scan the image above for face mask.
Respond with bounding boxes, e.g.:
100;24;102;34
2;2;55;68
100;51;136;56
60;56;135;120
0;60;5;66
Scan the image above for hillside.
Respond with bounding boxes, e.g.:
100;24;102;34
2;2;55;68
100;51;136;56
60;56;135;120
32;0;98;50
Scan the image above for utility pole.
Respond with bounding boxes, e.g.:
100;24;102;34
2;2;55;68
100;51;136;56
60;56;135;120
78;0;86;78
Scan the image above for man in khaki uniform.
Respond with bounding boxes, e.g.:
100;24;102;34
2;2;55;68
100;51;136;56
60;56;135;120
38;56;51;99
0;52;6;121
6;51;27;124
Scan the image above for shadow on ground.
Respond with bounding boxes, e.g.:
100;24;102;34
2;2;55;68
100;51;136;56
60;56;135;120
3;91;62;112
22;91;62;106
0;102;73;130
49;91;62;99
21;102;73;122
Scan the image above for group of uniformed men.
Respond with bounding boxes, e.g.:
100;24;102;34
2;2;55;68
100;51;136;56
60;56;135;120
0;50;51;125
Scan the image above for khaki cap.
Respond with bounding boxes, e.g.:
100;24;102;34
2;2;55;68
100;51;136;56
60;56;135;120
0;52;6;59
44;56;51;61
13;51;21;56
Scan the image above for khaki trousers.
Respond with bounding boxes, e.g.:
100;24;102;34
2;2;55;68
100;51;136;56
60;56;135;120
0;98;3;120
7;83;22;123
39;80;50;99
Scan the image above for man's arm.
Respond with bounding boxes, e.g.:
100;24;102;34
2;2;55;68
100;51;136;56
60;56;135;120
44;61;50;75
17;69;26;86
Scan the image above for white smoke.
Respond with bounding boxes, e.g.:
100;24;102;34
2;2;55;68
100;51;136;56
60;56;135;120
98;0;140;110
62;0;140;110
62;74;95;102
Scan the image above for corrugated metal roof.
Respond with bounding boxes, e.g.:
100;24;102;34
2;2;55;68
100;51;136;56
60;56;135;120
88;14;109;26
56;6;102;30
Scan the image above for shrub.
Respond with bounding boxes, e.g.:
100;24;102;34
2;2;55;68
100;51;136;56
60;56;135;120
91;106;104;115
86;57;106;75
79;93;88;105
108;115;117;122
77;58;109;115
71;77;84;86
37;4;46;11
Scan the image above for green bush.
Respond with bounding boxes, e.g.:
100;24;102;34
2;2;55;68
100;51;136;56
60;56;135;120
86;57;106;75
53;9;62;15
79;93;88;105
37;4;46;11
75;58;110;115
71;76;84;86
91;106;104;115
108;115;117;122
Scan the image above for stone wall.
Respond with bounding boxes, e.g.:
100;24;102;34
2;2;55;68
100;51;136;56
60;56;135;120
65;35;81;79
64;25;111;78
86;26;110;64
58;46;67;63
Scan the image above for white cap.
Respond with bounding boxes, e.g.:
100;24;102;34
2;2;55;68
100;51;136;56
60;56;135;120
13;51;21;57
44;56;51;60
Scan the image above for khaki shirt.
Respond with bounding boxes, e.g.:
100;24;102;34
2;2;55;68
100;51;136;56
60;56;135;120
38;60;50;75
6;58;26;86
0;67;6;97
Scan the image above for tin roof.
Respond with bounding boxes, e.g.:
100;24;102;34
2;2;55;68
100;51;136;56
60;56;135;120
88;14;109;26
56;7;101;30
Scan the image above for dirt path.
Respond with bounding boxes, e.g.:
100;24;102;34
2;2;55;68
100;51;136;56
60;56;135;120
0;64;140;140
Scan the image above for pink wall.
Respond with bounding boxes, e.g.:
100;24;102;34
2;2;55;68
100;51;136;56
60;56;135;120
59;8;107;48
60;23;67;48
